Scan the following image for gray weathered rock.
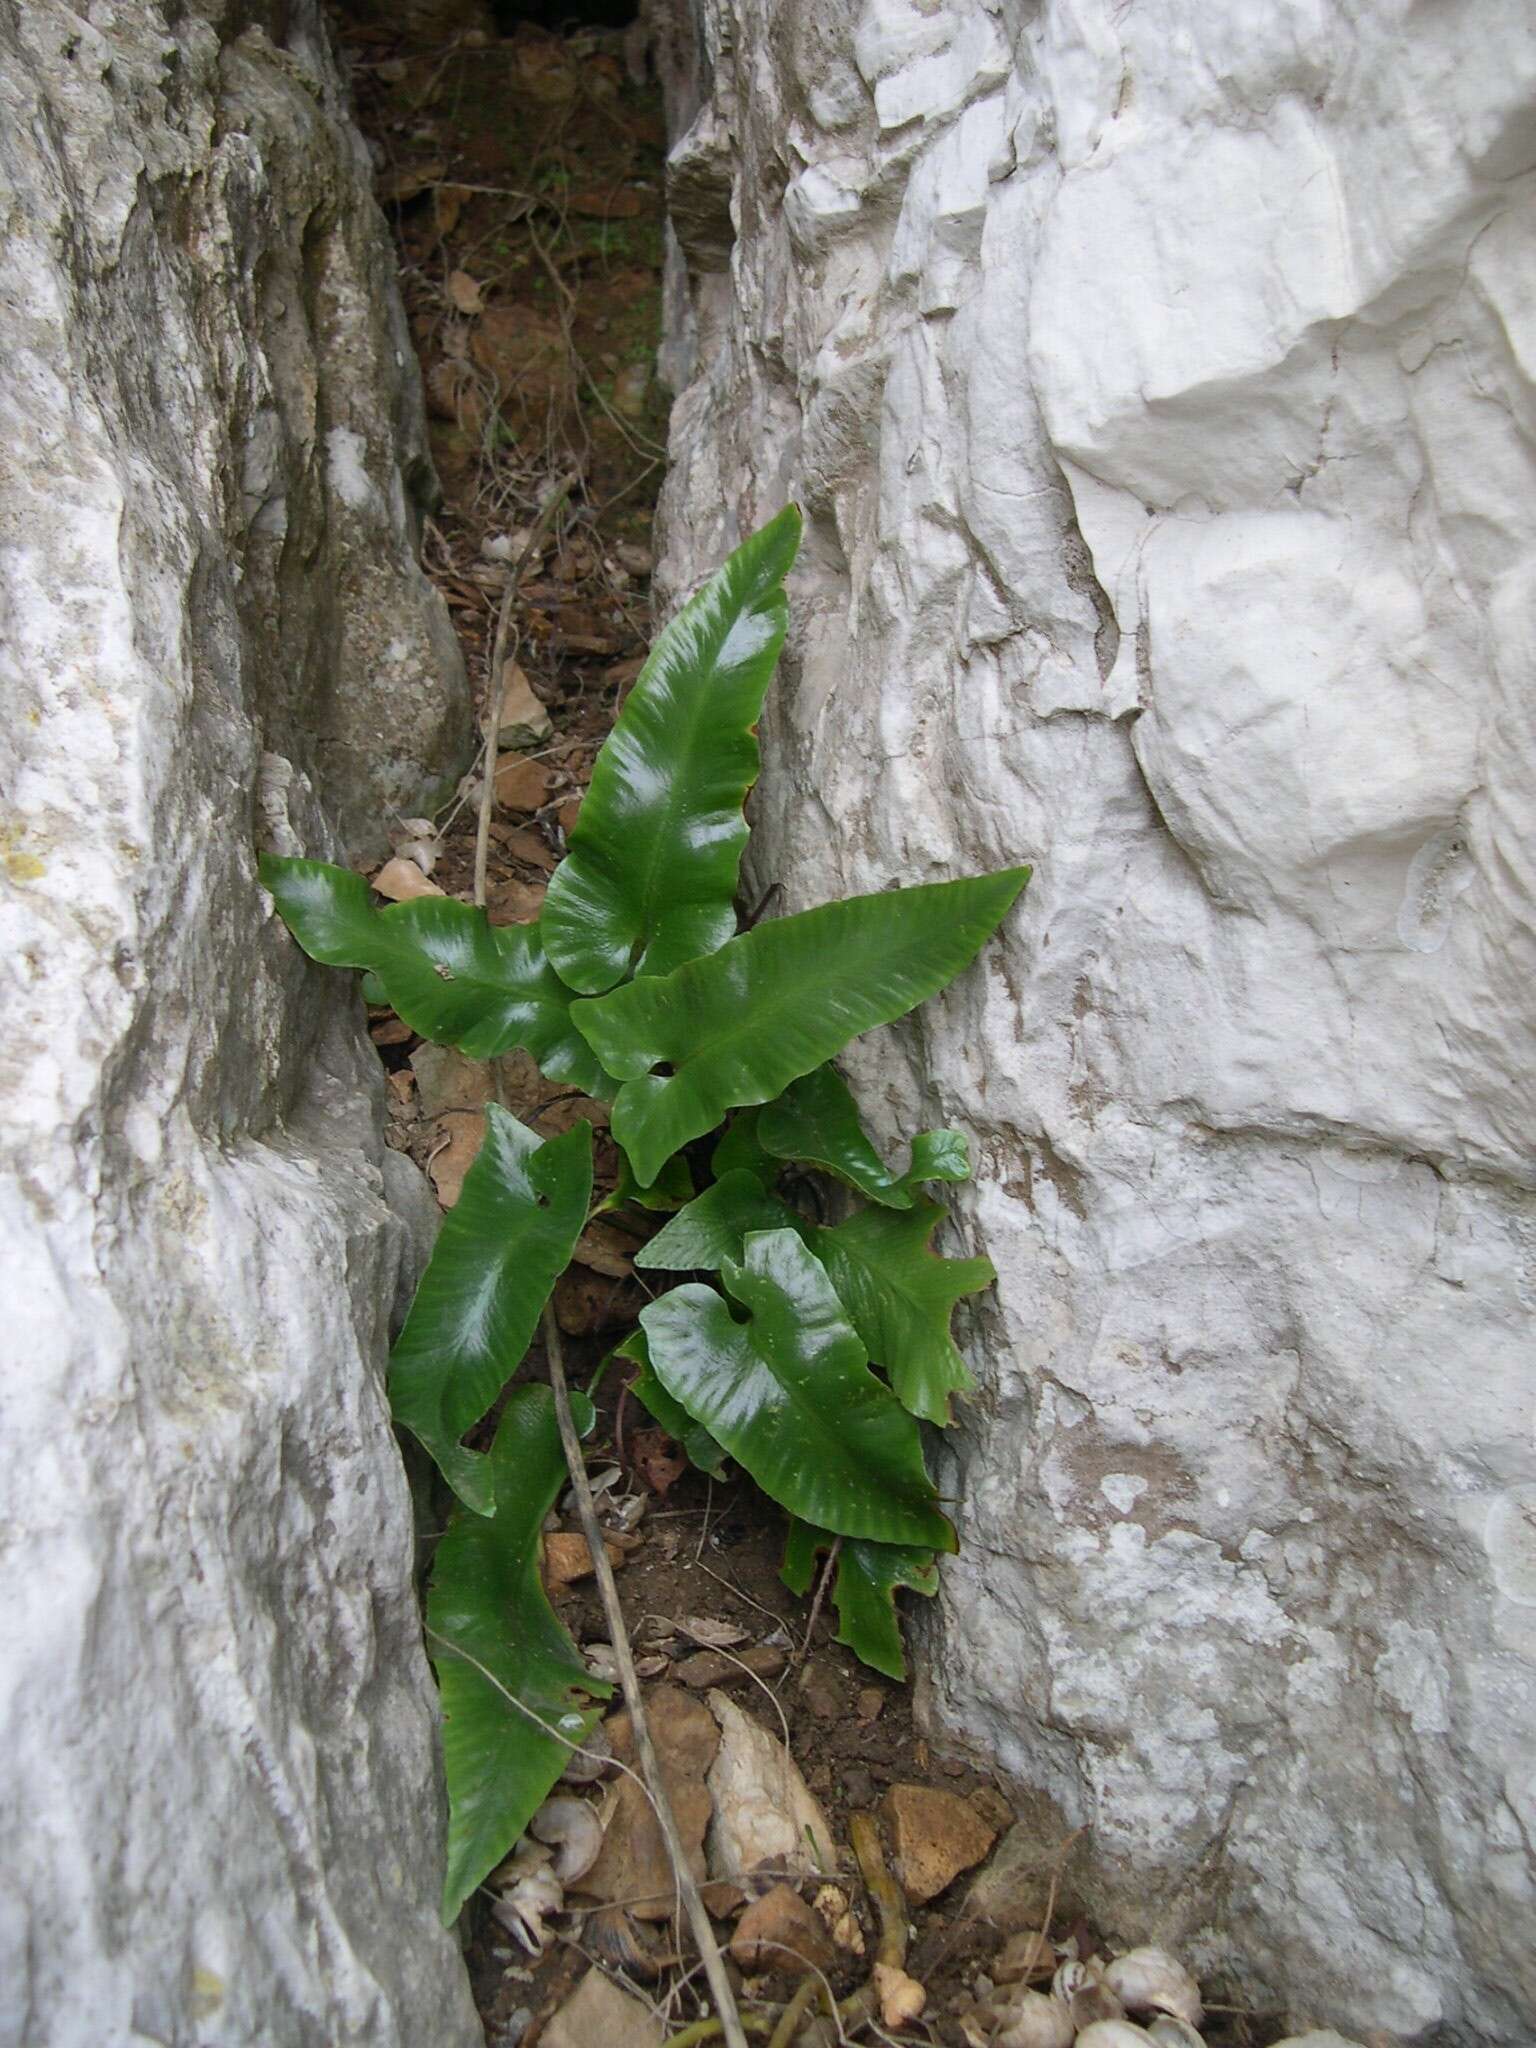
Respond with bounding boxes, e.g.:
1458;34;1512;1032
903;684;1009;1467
653;3;1536;2042
0;3;476;2042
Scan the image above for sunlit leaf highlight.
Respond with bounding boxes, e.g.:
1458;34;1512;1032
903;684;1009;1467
640;1228;955;1551
541;506;802;993
389;1108;592;1512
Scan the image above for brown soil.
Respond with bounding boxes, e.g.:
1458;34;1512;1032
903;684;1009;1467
327;7;1287;2044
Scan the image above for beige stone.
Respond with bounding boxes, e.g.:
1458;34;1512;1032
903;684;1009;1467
542;1967;664;2048
881;1785;996;1906
729;1884;835;1978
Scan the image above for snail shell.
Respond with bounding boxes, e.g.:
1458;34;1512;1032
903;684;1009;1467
991;1990;1075;2048
1103;1948;1203;2028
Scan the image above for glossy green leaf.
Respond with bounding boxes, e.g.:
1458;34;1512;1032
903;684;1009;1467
259;856;614;1097
597;1149;695;1215
635;1170;805;1271
905;1129;971;1188
389;1108;593;1512
816;1199;992;1427
711;1108;778;1187
613;1327;727;1478
574;867;1032;1187
758;1065;971;1207
781;1520;939;1682
427;1387;611;1921
640;1228;955;1550
542;507;802;993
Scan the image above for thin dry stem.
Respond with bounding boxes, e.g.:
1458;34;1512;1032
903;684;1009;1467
794;1535;842;1671
473;474;574;909
765;1979;818;2048
541;1302;750;2048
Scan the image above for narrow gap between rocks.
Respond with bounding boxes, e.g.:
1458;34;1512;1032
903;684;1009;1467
326;7;1285;2045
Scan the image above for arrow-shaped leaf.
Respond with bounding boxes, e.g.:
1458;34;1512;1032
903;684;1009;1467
596;1149;696;1216
390;1108;593;1512
635;1170;805;1271
574;867;1031;1187
613;1327;727;1478
541;506;802;993
427;1387;612;1921
816;1199;993;1427
640;1228;955;1550
758;1064;971;1207
259;855;614;1097
637;1177;990;1427
781;1519;939;1681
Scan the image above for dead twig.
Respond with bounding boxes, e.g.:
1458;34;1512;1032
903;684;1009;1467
541;1302;751;2048
663;1815;903;2048
473;474;574;909
794;1535;841;1671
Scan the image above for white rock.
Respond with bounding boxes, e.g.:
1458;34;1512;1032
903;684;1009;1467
704;1691;836;1885
652;2;1536;2043
0;2;476;2041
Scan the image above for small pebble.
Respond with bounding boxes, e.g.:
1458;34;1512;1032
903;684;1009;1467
842;1765;876;1807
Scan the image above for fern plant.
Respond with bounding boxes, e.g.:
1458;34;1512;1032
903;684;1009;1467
260;507;1029;1920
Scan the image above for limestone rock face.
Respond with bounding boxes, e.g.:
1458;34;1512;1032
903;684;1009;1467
653;4;1536;2041
0;4;476;2044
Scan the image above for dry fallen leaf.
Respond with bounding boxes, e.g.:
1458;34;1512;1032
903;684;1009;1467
573;1220;639;1279
376;158;445;204
682;1617;750;1650
372;855;444;903
494;752;557;812
630;1428;687;1498
498;661;554;748
427;1112;485;1209
542;1530;627;1587
447;268;484;315
487;877;545;927
433;183;471;235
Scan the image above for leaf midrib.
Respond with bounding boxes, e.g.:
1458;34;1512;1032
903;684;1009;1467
620;592;762;975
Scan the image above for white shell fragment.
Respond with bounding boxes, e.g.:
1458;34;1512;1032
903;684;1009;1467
1146;2019;1205;2048
1104;1949;1203;2027
558;1721;613;1786
528;1796;604;1885
491;1845;563;1953
1052;1959;1125;2031
991;1988;1076;2048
